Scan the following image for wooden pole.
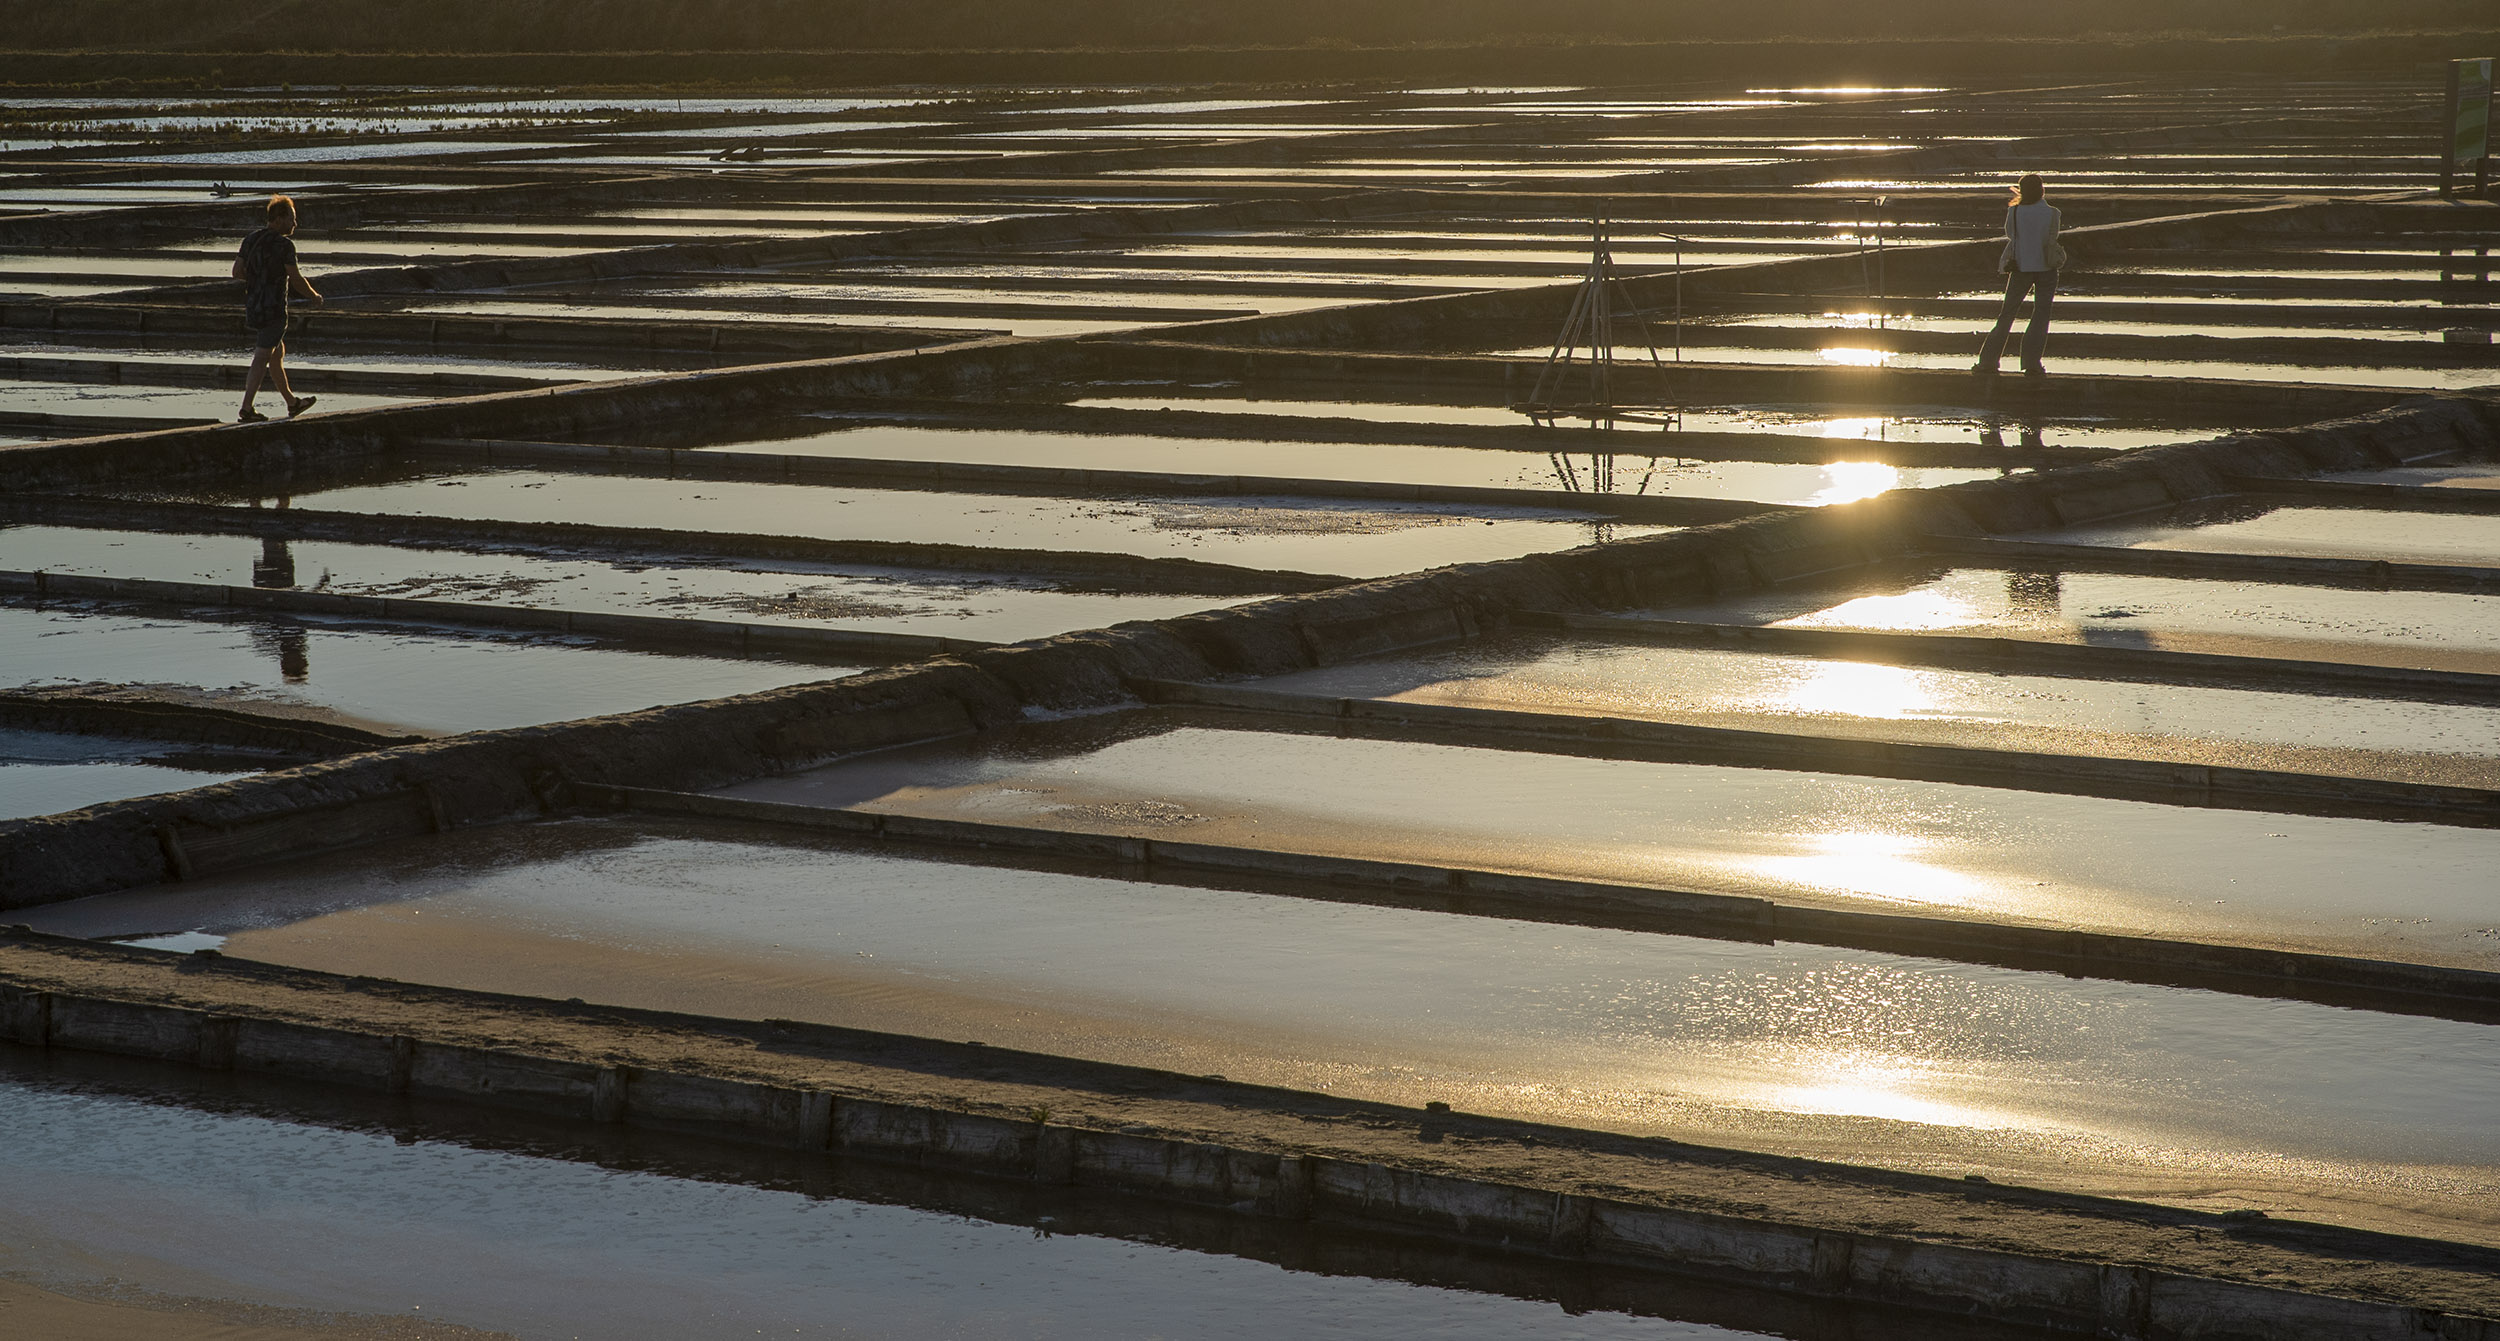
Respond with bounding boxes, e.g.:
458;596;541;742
2445;60;2463;199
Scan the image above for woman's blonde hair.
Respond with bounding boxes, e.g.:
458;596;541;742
2010;173;2045;207
266;194;296;222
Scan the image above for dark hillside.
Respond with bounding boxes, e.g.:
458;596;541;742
7;0;2493;52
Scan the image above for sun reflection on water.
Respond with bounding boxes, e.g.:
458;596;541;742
1775;589;1979;632
1811;461;1903;504
1777;660;1935;719
1756;1054;1995;1128
1817;415;1893;439
1751;829;1984;906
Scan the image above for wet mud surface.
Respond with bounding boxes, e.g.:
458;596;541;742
0;602;852;737
0;524;1246;643
721;717;2500;972
1254;635;2500;787
186;469;1657;580
1644;565;2500;675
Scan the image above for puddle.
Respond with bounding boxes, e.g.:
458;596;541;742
1644;566;2500;674
127;140;590;165
597;118;951;140
114;930;228;953
520;152;952;169
0;1062;1738;1341
30;818;2500;1244
370;219;852;241
0;253;259;277
1482;99;1799;113
1254;636;2500;787
629;202;1082;220
617;279;1275;312
0;379;416;422
30;114;581;136
1062;394;2236;448
0;185;319;208
0;278;155;299
0;728;256;820
684;423;2006;505
1714;313;2443;342
2326;465;2500;491
1108;240;1816;268
594;277;1267;321
394;97;940;115
722;720;2500;971
2035;502;2500;569
1931;288;2500;314
410;297;1143;338
0;525;1253;643
1035;99;1339;116
1611;345;2484;390
972;123;1407;140
844;260;1547;291
239;469;1662;580
0;343;644;381
0;602;852;737
89;235;608;264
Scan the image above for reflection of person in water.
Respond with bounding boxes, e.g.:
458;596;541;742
246;621;312;683
252;535;295;589
243;497;307;680
274;627;310;682
2004;569;2062;620
1981;420;2048;474
249;495;297;589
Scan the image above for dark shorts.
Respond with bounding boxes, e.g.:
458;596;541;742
246;311;286;350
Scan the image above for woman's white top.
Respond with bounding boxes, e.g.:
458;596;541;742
2005;203;2063;273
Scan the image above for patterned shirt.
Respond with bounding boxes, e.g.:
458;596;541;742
238;226;296;323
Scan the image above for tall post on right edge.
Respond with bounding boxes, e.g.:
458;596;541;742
2446;57;2495;201
2444;60;2462;199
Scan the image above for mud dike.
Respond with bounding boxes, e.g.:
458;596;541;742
1;74;2496;1338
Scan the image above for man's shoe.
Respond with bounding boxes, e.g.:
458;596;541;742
1971;362;1999;376
236;407;268;423
286;396;318;418
2021;364;2048;378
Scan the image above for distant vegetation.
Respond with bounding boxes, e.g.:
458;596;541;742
11;0;2493;52
6;0;2490;90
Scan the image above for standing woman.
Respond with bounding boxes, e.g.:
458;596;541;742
1975;173;2062;377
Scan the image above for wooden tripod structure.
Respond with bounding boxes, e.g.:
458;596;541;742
1513;218;1680;496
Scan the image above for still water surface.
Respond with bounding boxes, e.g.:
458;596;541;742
31;820;2500;1243
0;1064;1736;1339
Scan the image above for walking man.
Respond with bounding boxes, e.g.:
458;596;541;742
233;194;321;422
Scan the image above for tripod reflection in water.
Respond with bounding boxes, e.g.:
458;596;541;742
1510;219;1697;545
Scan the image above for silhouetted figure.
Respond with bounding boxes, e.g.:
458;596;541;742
232;194;323;422
1975;173;2063;378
